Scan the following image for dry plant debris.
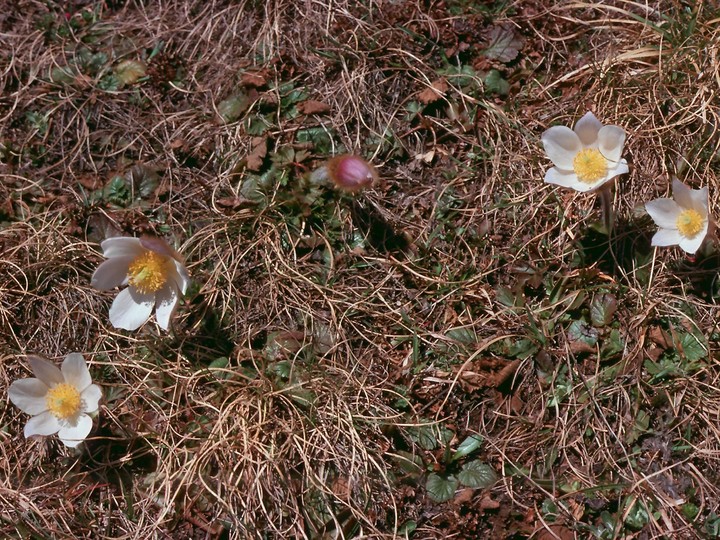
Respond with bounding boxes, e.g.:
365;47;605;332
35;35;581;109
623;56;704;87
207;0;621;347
3;1;720;539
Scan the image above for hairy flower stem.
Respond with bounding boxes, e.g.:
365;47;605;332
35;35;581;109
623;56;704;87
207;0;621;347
598;185;614;234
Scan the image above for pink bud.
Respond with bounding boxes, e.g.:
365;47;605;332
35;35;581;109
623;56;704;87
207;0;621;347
326;154;378;192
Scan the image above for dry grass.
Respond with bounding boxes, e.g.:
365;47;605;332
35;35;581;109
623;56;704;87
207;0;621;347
3;0;720;538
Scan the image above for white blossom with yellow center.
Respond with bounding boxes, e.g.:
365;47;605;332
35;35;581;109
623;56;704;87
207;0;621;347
541;111;629;192
91;236;190;331
645;178;710;254
8;354;102;448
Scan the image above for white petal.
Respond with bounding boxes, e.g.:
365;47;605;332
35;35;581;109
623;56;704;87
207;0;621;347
598;125;626;163
541;126;581;170
651;228;682;247
672;178;708;215
61;353;91;391
645;198;681;228
678;228;708;254
154;284;179;331
58;415;93;448
109;287;154;331
574;112;603;145
139;236;179;259
8;379;49;415
171;261;190;295
607;159;629;179
81;384;102;414
545;167;597;192
101;237;144;258
24;411;61;438
91;257;133;290
27;356;64;387
692;186;710;215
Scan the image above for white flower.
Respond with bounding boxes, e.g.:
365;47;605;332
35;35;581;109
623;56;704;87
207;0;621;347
8;354;102;448
645;178;710;254
91;236;190;331
541;111;629;192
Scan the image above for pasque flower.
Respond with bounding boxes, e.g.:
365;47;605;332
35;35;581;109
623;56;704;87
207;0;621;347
645;178;710;254
8;354;101;448
91;236;189;331
541;111;629;192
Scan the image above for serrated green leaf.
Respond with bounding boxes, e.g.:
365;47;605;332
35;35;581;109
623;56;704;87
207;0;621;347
426;473;458;502
484;70;510;96
567;319;598;348
601;328;624;358
590;293;617;327
675;330;708;362
452;434;484;461
457;461;497;488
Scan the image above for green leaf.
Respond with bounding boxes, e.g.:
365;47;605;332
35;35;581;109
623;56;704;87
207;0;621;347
590;293;617;327
208;357;229;369
50;66;77;84
624;499;650;530
675;330;708;362
601;328;624;358
457;461;497;488
391;451;424;476
446;327;478;345
452;434;484;461
406;424;437;450
567;319;599;348
398;520;417;535
103;175;131;206
426;473;458;502
128;164;159;198
484;70;510;96
218;92;251;123
626;409;650;444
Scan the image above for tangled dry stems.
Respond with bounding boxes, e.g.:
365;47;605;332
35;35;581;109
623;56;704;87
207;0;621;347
2;0;720;538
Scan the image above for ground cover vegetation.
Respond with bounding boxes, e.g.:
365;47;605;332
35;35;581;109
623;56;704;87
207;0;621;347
2;0;720;538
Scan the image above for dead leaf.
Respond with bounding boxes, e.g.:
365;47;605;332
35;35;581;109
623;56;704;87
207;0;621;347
418;78;449;104
453;488;475;505
297;100;331;115
482;25;523;63
648;326;671;348
479;495;500;511
536;525;574;540
240;71;267;87
246;137;267;171
77;174;103;190
215;197;255;211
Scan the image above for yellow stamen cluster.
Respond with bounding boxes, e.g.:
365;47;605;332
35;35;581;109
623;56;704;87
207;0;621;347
128;250;171;294
46;383;82;420
573;148;608;184
676;209;705;238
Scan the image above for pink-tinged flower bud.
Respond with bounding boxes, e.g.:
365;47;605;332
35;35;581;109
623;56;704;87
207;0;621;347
326;154;378;192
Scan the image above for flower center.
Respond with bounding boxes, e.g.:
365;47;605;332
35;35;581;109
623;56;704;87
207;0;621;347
128;250;171;294
676;209;705;238
46;383;82;420
573;148;608;184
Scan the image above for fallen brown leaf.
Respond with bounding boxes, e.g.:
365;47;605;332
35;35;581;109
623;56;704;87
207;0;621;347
298;99;331;115
418;78;449;104
246;136;267;171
